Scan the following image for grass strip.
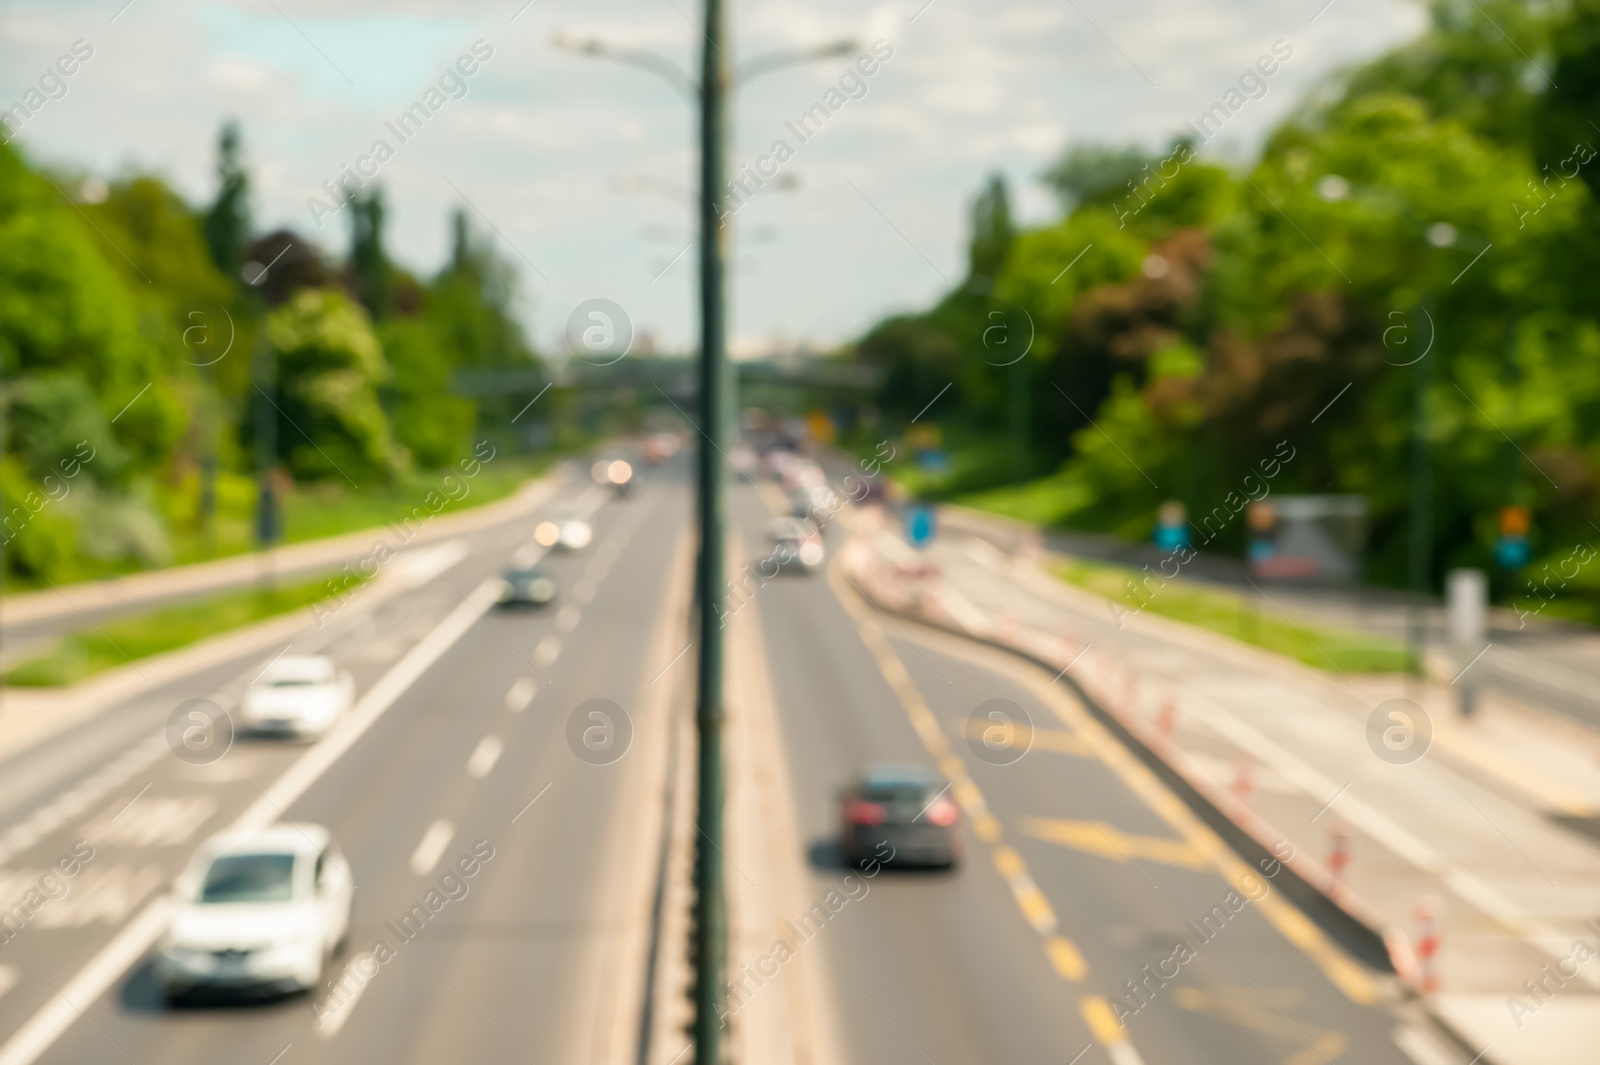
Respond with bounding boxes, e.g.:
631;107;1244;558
5;574;356;688
1049;557;1411;674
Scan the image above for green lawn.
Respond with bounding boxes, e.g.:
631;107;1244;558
1048;557;1412;674
163;456;550;566
5;573;356;687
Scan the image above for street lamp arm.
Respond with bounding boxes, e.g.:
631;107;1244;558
740;38;859;81
552;33;699;99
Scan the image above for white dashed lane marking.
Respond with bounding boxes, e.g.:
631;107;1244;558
534;636;562;667
504;677;536;713
466;736;503;780
409;820;454;877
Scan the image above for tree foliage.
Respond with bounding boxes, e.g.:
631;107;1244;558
0;121;542;582
852;0;1600;595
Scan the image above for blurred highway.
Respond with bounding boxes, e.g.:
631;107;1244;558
726;475;1465;1065
0;458;686;1065
0;452;1482;1065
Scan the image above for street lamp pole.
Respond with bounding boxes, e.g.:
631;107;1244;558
1407;300;1432;676
253;333;280;592
553;26;856;1061
692;0;729;1059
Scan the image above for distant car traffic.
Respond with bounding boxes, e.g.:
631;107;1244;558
156;824;353;999
767;516;824;573
240;656;354;739
592;458;635;496
782;458;825;492
840;764;960;869
498;564;557;607
643;432;679;466
534;510;593;551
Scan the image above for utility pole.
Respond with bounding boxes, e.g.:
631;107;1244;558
1010;351;1029;483
199;365;218;556
551;24;855;1063
692;0;728;1058
1407;298;1432;676
253;334;280;592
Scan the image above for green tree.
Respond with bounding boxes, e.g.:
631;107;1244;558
202;121;251;280
263;288;401;484
348;185;391;321
966;173;1013;296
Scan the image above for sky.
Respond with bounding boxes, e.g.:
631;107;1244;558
1;0;1428;357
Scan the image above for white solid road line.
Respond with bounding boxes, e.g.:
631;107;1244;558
466;735;504;779
1393;1023;1460;1065
409;819;455;876
0;576;502;1065
504;677;537;713
315;951;374;1040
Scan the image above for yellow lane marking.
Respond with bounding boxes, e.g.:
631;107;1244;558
1020;817;1208;870
899;619;1381;1006
991;845;1058;934
959;719;1094;757
1081;995;1149;1065
1174;987;1349;1064
1048;936;1087;981
1081;994;1127;1044
826;558;1089;981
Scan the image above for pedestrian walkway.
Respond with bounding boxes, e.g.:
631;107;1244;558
843;508;1600;1065
938;504;1600;732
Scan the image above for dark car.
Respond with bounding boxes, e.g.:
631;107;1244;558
839;764;960;869
497;565;556;607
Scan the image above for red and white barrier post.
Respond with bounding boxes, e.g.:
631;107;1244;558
1157;699;1178;739
1232;752;1254;805
1327;823;1351;892
1414;897;1441;994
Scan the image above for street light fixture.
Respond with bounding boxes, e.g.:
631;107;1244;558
551;33;698;98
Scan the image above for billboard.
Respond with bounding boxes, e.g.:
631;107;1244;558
1246;495;1367;582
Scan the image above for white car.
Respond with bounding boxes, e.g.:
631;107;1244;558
768;517;825;572
241;655;354;738
156;824;353;998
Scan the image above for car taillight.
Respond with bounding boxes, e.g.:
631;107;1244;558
924;800;958;827
845;800;886;826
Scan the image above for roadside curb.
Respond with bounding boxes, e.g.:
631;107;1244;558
840;535;1503;1065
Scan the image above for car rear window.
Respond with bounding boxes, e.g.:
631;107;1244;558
863;781;934;815
199;854;297;903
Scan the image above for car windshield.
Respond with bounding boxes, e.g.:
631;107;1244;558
198;853;297;903
269;678;320;687
507;568;544;581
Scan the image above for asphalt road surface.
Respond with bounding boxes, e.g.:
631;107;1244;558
0;457;687;1065
730;476;1464;1065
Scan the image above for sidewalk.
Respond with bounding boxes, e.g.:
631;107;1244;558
844;509;1600;1065
938;504;1600;731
